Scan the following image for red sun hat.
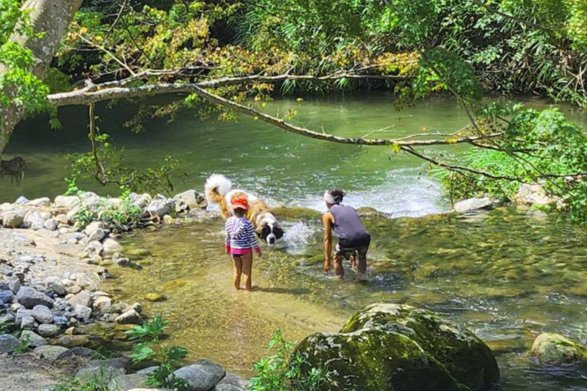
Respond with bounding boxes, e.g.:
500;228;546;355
231;196;249;210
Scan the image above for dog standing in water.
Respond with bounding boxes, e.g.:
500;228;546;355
205;174;285;246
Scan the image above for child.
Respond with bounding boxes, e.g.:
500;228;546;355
225;196;262;290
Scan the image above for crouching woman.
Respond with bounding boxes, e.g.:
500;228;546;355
322;189;371;278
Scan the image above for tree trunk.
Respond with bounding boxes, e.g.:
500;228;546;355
0;0;83;160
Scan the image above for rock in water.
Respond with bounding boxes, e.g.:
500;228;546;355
531;333;586;365
293;303;499;391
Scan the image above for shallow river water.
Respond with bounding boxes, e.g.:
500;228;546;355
3;93;587;390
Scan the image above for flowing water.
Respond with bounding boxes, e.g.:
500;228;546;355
3;93;587;390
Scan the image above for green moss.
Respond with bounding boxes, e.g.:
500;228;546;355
297;330;462;391
314;304;499;390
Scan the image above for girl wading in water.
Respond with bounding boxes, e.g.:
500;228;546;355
225;196;262;290
322;189;371;278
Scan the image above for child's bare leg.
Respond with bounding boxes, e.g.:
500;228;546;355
241;253;253;291
232;255;243;290
350;252;357;270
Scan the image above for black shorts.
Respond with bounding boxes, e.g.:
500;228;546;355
335;234;371;259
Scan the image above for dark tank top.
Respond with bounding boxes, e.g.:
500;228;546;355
330;204;368;241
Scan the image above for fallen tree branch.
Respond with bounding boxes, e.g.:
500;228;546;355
49;82;503;147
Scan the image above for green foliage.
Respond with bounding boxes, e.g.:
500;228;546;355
52;369;109;391
250;330;328;391
0;0;50;121
13;333;31;354
72;188;143;230
67;132;181;195
126;315;188;390
438;105;587;224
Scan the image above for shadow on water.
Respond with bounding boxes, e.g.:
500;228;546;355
102;206;587;390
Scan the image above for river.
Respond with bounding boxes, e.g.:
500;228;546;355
3;93;587;390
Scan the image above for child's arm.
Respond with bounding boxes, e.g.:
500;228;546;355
224;219;231;254
245;220;261;256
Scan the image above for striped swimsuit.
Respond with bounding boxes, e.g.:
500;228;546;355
225;216;261;255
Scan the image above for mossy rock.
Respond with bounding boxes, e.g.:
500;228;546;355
294;303;499;391
144;292;167;302
531;333;586;365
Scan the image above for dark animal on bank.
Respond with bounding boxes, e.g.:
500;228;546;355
0;157;26;184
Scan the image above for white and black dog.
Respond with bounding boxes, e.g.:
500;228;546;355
205;174;285;245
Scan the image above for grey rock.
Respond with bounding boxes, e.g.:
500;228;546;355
174;190;208;210
86;240;104;256
37;324;62;338
66;284;82;294
28;197;50;207
531;333;586;365
85;222;106;242
173;359;226;391
129;193;152;209
68;290;92;308
19;315;34;330
20;330;47;347
53;315;69;326
103;239;123;256
515;183;553;206
0;313;16;326
34;344;69;361
54;195;80;210
75;305;93;321
15;196;29;205
146;195;175;218
0;289;14;303
15;308;33;325
8;276;21;294
214;385;245;391
45;277;66;296
93;296;112;313
24;211;48;230
56;346;96;361
0;280;9;290
108;373;149;391
2;210;25;228
16;286;54;308
214;372;249;391
454;197;495;213
0;334;21;353
43;219;58;231
115;309;142;324
77;357;131;383
32;305;54;324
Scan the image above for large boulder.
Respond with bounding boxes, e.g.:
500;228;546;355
294;304;499;391
531;333;586;365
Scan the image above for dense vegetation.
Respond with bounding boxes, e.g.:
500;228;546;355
0;0;586;223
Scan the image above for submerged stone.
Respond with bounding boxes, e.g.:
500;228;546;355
294;303;499;391
144;292;167;302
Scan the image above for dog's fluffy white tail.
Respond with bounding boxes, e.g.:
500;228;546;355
205;174;232;203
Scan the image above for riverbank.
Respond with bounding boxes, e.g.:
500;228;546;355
0;191;251;391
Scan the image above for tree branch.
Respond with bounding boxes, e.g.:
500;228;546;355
48;80;502;147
